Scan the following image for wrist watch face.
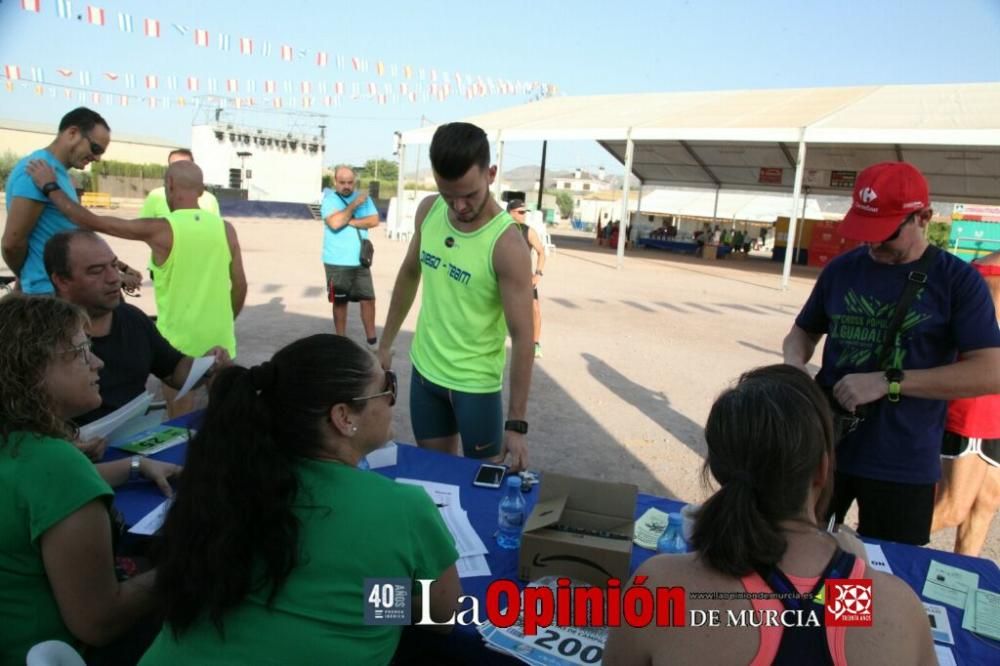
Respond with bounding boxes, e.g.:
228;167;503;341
885;369;904;382
504;419;528;434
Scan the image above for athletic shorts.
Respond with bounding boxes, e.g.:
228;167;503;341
941;431;1000;468
324;264;375;303
409;366;503;458
828;471;935;546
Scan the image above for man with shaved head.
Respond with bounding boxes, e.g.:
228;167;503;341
320;165;380;348
26;158;248;416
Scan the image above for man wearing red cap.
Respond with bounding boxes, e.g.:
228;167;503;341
783;162;1000;545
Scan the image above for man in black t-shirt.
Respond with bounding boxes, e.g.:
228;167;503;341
44;230;230;436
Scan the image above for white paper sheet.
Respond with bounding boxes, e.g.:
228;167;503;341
396;478;461;508
456;555;491;578
364;442;398;469
395;478;489;557
79;392;153;441
127;498;172;535
863;543;893;574
934;645;957;666
923;602;954;645
175;355;215;400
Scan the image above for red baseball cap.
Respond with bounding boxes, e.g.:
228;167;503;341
839;162;929;242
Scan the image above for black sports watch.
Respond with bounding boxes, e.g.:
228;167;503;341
885;368;905;403
504;419;529;434
41;182;60;196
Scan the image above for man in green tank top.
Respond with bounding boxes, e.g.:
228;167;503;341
378;123;535;471
26;159;248;418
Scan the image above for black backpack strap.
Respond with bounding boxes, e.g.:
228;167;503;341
874;244;940;369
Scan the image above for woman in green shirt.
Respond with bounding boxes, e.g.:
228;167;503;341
0;295;160;664
143;334;462;665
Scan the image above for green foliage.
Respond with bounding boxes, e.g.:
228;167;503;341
321;173;332;190
90;160;167;179
0;150;21;190
356;158;399;182
555;191;574;218
928;221;951;249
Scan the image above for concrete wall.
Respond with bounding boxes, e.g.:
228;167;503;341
0;126;178;164
191;124;324;204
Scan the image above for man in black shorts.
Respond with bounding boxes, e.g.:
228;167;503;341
506;199;546;358
320;166;380;348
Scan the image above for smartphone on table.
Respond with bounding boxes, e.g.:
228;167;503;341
472;463;507;489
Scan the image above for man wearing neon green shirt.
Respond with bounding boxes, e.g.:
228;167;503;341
140;148;220;219
26;158;247;418
378;122;535;471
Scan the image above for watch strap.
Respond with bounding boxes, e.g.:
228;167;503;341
504;419;528;434
40;182;60;196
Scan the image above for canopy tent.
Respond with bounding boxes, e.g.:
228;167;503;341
397;82;1000;287
638;188;824;223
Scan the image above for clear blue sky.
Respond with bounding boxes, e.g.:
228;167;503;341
1;0;998;175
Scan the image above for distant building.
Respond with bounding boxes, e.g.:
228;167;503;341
553;167;612;194
191;122;325;204
575;190;640;225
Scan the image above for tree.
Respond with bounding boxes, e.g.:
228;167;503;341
357;158;399;182
555;191;574;219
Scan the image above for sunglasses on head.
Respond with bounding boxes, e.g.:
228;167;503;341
352;369;397;407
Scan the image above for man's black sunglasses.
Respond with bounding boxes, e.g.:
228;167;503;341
82;132;106;157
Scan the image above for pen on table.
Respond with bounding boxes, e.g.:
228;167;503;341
826;515;837;533
436;503;448;508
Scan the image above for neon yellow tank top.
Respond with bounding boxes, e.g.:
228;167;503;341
410;197;514;392
154;209;236;357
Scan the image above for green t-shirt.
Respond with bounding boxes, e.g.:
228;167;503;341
140;186;221;219
410;196;514;392
0;433;113;665
153;208;236;358
140;460;458;666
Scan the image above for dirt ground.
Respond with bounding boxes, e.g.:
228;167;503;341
2;204;996;562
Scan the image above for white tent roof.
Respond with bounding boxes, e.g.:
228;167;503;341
400;82;1000;203
639;188;824;223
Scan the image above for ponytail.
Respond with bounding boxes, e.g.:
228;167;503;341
690;364;834;576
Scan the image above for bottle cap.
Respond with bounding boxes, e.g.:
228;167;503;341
507;476;520;488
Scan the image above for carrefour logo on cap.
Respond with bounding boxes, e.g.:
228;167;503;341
858;187;878;204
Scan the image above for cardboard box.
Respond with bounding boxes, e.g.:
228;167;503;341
518;473;638;586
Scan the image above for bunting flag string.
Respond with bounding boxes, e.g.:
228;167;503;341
14;0;556;95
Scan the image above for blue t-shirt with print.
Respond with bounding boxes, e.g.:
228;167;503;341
796;246;1000;484
319;189;378;267
4;149;79;294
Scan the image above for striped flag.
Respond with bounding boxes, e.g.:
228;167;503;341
34;84;44;95
144;18;160;37
246;79;256;94
56;0;72;19
316;51;328;67
367;82;377;96
145;74;157;90
207;78;217;93
403;65;412;79
226;79;238;93
336;55;345;70
351;57;361;71
351;82;360;98
87;5;105;26
334;81;344;95
264;80;275;94
283;80;292;93
377;94;386;105
273;97;282;109
79;71;90;86
4;65;20;81
92;92;100;105
29;66;44;82
301;81;311;94
218;34;230;51
318;81;327;94
117;12;133;32
187;76;199;92
391;64;398;78
194;29;209;47
376;61;384;76
280;45;293;61
323;95;332;107
261;42;272;57
148;97;156;109
21;0;41;12
123;73;135;88
56;68;73;77
239;37;253;55
302;97;311;109
409;91;417;103
173;24;188;36
166;76;177;90
103;72;118;81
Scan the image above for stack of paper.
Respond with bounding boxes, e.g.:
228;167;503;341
477;576;608;665
633;507;670;550
78;392;153;441
922;560;1000;642
395;478;491;578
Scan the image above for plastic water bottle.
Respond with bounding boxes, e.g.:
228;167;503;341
497;476;526;550
656;512;687;554
357;457;370;471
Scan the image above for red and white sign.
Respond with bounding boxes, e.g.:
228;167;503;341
239;37;253;56
825;579;873;627
144;18;160;37
830;170;857;189
194;29;209;47
758;167;783;185
87;5;105;26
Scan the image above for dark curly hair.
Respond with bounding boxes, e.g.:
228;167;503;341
0;294;88;449
154;334;376;636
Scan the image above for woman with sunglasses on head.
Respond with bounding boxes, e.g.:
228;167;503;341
141;334;462;665
605;365;935;666
0;295;161;663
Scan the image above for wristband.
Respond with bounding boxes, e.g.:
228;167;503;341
41;182;60;196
